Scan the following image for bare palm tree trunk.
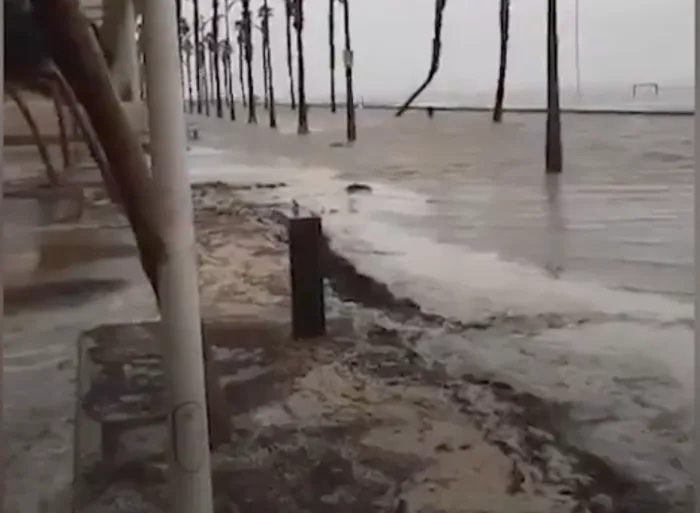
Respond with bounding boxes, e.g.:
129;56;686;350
224;19;237;121
545;0;563;173
341;0;356;141
186;52;195;113
284;0;297;109
202;48;211;115
208;50;216;114
294;0;309;134
9;88;61;185
237;38;248;107
242;0;257;123
262;0;277;128
395;0;448;117
193;0;203;113
177;0;186;111
226;55;236;120
222;52;230;108
328;0;337;113
492;0;510;123
212;0;224;117
261;29;270;110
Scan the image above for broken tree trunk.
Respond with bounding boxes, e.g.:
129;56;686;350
31;0;233;448
395;0;448;117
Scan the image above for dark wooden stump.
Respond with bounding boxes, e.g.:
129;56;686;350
288;216;326;339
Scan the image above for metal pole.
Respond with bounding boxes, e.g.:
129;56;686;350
574;0;581;97
142;1;214;513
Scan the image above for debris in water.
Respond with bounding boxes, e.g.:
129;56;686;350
345;183;372;194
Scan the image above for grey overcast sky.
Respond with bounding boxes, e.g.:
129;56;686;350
181;0;694;102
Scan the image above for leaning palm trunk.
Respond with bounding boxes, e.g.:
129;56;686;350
294;0;309;134
328;0;337;112
8;88;61;185
46;66;113;198
492;0;510;123
284;0;296;109
32;0;233;448
545;0;562;173
395;0;448;117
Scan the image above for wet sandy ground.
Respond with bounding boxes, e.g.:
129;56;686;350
3;148;157;513
75;184;674;513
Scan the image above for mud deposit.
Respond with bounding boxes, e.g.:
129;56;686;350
72;183;684;513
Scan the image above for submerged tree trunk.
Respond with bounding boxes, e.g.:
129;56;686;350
328;0;337;113
242;0;257;123
395;0;448;117
492;0;510;123
545;0;563;173
341;0;356;141
284;0;297;110
33;0;233;447
294;0;309;134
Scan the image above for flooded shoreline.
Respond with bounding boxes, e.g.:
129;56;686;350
184;110;693;508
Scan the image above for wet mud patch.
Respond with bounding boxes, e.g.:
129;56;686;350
310;235;682;513
211;429;420;513
204;319;354;416
5;278;129;314
77;314;588;513
641;150;689;164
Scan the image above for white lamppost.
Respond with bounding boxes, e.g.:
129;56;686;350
141;1;214;512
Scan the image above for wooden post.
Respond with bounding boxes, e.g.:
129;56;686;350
289;216;326;339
